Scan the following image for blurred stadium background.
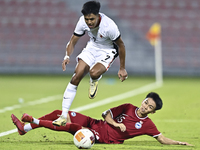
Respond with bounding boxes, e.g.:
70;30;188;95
0;0;200;76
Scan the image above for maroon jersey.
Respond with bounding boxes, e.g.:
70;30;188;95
104;103;161;143
69;103;160;144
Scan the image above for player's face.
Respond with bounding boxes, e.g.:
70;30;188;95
84;13;100;29
138;98;156;116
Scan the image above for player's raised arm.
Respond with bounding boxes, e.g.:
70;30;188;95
156;134;193;146
114;37;128;82
62;35;80;71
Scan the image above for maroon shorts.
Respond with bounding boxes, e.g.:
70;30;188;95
69;111;108;143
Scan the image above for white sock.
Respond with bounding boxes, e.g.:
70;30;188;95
23;118;39;132
32;118;40;125
61;83;77;118
90;75;102;82
24;124;32;132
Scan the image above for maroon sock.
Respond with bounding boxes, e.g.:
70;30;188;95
39;120;82;135
30;110;62;129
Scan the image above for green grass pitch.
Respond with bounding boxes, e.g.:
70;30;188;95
0;75;199;150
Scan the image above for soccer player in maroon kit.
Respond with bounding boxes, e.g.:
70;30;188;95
11;92;192;146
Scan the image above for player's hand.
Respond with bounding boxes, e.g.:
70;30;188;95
178;141;194;146
62;58;70;71
114;123;126;132
118;68;128;82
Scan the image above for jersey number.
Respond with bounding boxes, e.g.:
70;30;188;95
116;114;128;123
101;55;110;62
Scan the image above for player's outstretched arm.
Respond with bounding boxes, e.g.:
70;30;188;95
156;134;194;146
114;37;128;82
62;35;80;71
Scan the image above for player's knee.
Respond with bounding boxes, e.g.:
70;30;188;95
52;110;62;115
90;69;100;79
71;73;82;85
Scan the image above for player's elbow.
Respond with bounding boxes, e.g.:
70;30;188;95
156;135;168;145
102;113;106;119
158;139;166;144
102;110;109;119
157;137;172;145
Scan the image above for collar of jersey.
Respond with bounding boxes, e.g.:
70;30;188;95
135;108;148;120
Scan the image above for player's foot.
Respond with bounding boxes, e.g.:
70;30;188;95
89;80;98;99
52;115;67;126
21;113;33;123
11;114;26;135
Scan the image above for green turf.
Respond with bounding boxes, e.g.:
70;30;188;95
0;75;199;149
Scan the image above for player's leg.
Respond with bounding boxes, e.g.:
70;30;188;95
89;49;118;99
52;60;90;127
89;63;106;99
68;111;97;128
68;111;105;143
21;113;82;135
38;110;62;120
11;110;62;135
26;110;62;131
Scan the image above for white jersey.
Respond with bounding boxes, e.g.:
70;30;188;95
74;13;120;50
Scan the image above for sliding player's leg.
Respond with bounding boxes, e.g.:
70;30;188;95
12;110;62;135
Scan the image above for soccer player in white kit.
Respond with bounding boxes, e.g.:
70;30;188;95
52;1;128;126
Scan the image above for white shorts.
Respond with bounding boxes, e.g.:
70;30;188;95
76;46;118;71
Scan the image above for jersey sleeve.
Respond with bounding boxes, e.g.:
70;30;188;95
74;16;86;37
109;103;131;119
107;22;120;41
145;120;161;137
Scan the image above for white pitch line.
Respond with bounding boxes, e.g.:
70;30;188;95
0;129;18;137
0;95;62;113
0;82;161;137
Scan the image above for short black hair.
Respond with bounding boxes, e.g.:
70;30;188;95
81;1;100;15
146;92;163;110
